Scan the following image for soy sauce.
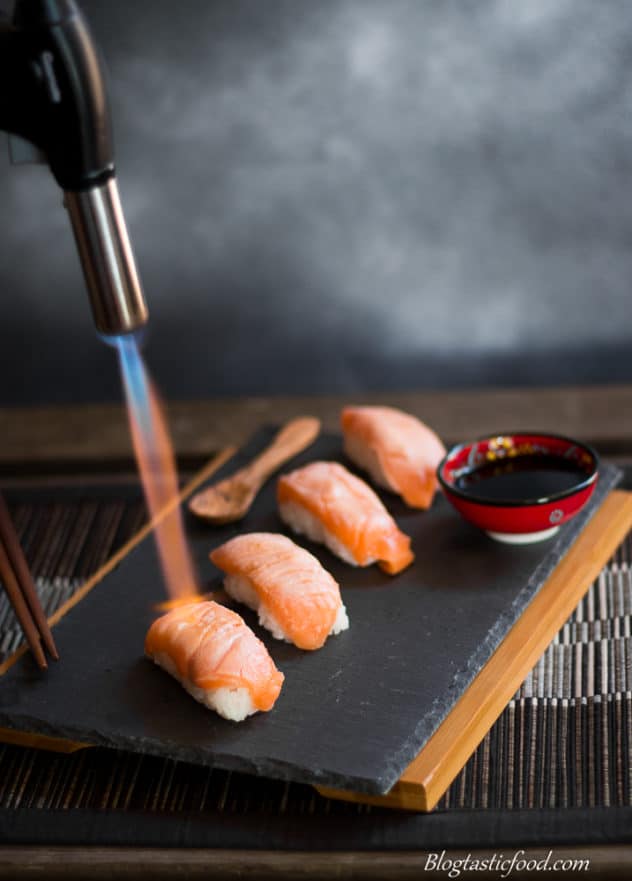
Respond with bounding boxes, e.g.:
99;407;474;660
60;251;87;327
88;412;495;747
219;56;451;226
455;455;588;502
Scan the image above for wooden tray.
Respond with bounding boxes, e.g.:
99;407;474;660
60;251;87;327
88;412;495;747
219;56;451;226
316;487;632;809
0;434;630;812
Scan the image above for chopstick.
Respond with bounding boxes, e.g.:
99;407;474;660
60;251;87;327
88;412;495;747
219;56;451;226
0;493;58;669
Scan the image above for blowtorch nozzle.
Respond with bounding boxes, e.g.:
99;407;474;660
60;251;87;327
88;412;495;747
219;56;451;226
64;181;148;336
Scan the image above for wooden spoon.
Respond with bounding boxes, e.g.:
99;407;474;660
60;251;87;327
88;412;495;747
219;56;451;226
188;416;321;524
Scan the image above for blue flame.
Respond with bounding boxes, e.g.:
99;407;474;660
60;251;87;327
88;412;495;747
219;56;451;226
106;332;155;457
102;329;200;599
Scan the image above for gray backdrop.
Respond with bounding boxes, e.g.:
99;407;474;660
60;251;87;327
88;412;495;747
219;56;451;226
1;0;631;405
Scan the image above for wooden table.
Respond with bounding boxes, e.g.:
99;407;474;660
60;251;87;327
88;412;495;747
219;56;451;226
1;385;632;880
4;384;632;471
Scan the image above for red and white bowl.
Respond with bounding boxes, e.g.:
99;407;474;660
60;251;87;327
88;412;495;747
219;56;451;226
437;432;599;544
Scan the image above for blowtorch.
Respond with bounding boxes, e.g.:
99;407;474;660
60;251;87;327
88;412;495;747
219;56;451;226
0;0;148;337
0;1;200;616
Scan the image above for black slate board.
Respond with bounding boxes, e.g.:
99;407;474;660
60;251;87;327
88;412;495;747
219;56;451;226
0;432;621;795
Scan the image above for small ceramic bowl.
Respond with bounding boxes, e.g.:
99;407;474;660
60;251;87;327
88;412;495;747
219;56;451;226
437;432;599;543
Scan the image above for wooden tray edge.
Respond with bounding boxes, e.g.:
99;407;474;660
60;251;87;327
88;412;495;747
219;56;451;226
316;489;632;812
0;726;89;753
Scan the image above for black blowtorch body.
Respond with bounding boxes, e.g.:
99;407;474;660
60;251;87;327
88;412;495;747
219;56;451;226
0;0;148;336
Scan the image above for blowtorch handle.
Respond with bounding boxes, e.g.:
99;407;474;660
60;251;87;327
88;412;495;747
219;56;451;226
4;0;114;191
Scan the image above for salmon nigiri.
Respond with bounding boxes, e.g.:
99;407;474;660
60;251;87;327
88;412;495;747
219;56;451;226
211;533;349;651
277;461;414;575
145;600;284;721
341;405;446;509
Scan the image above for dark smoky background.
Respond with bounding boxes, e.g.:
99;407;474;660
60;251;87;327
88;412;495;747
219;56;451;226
1;0;632;405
